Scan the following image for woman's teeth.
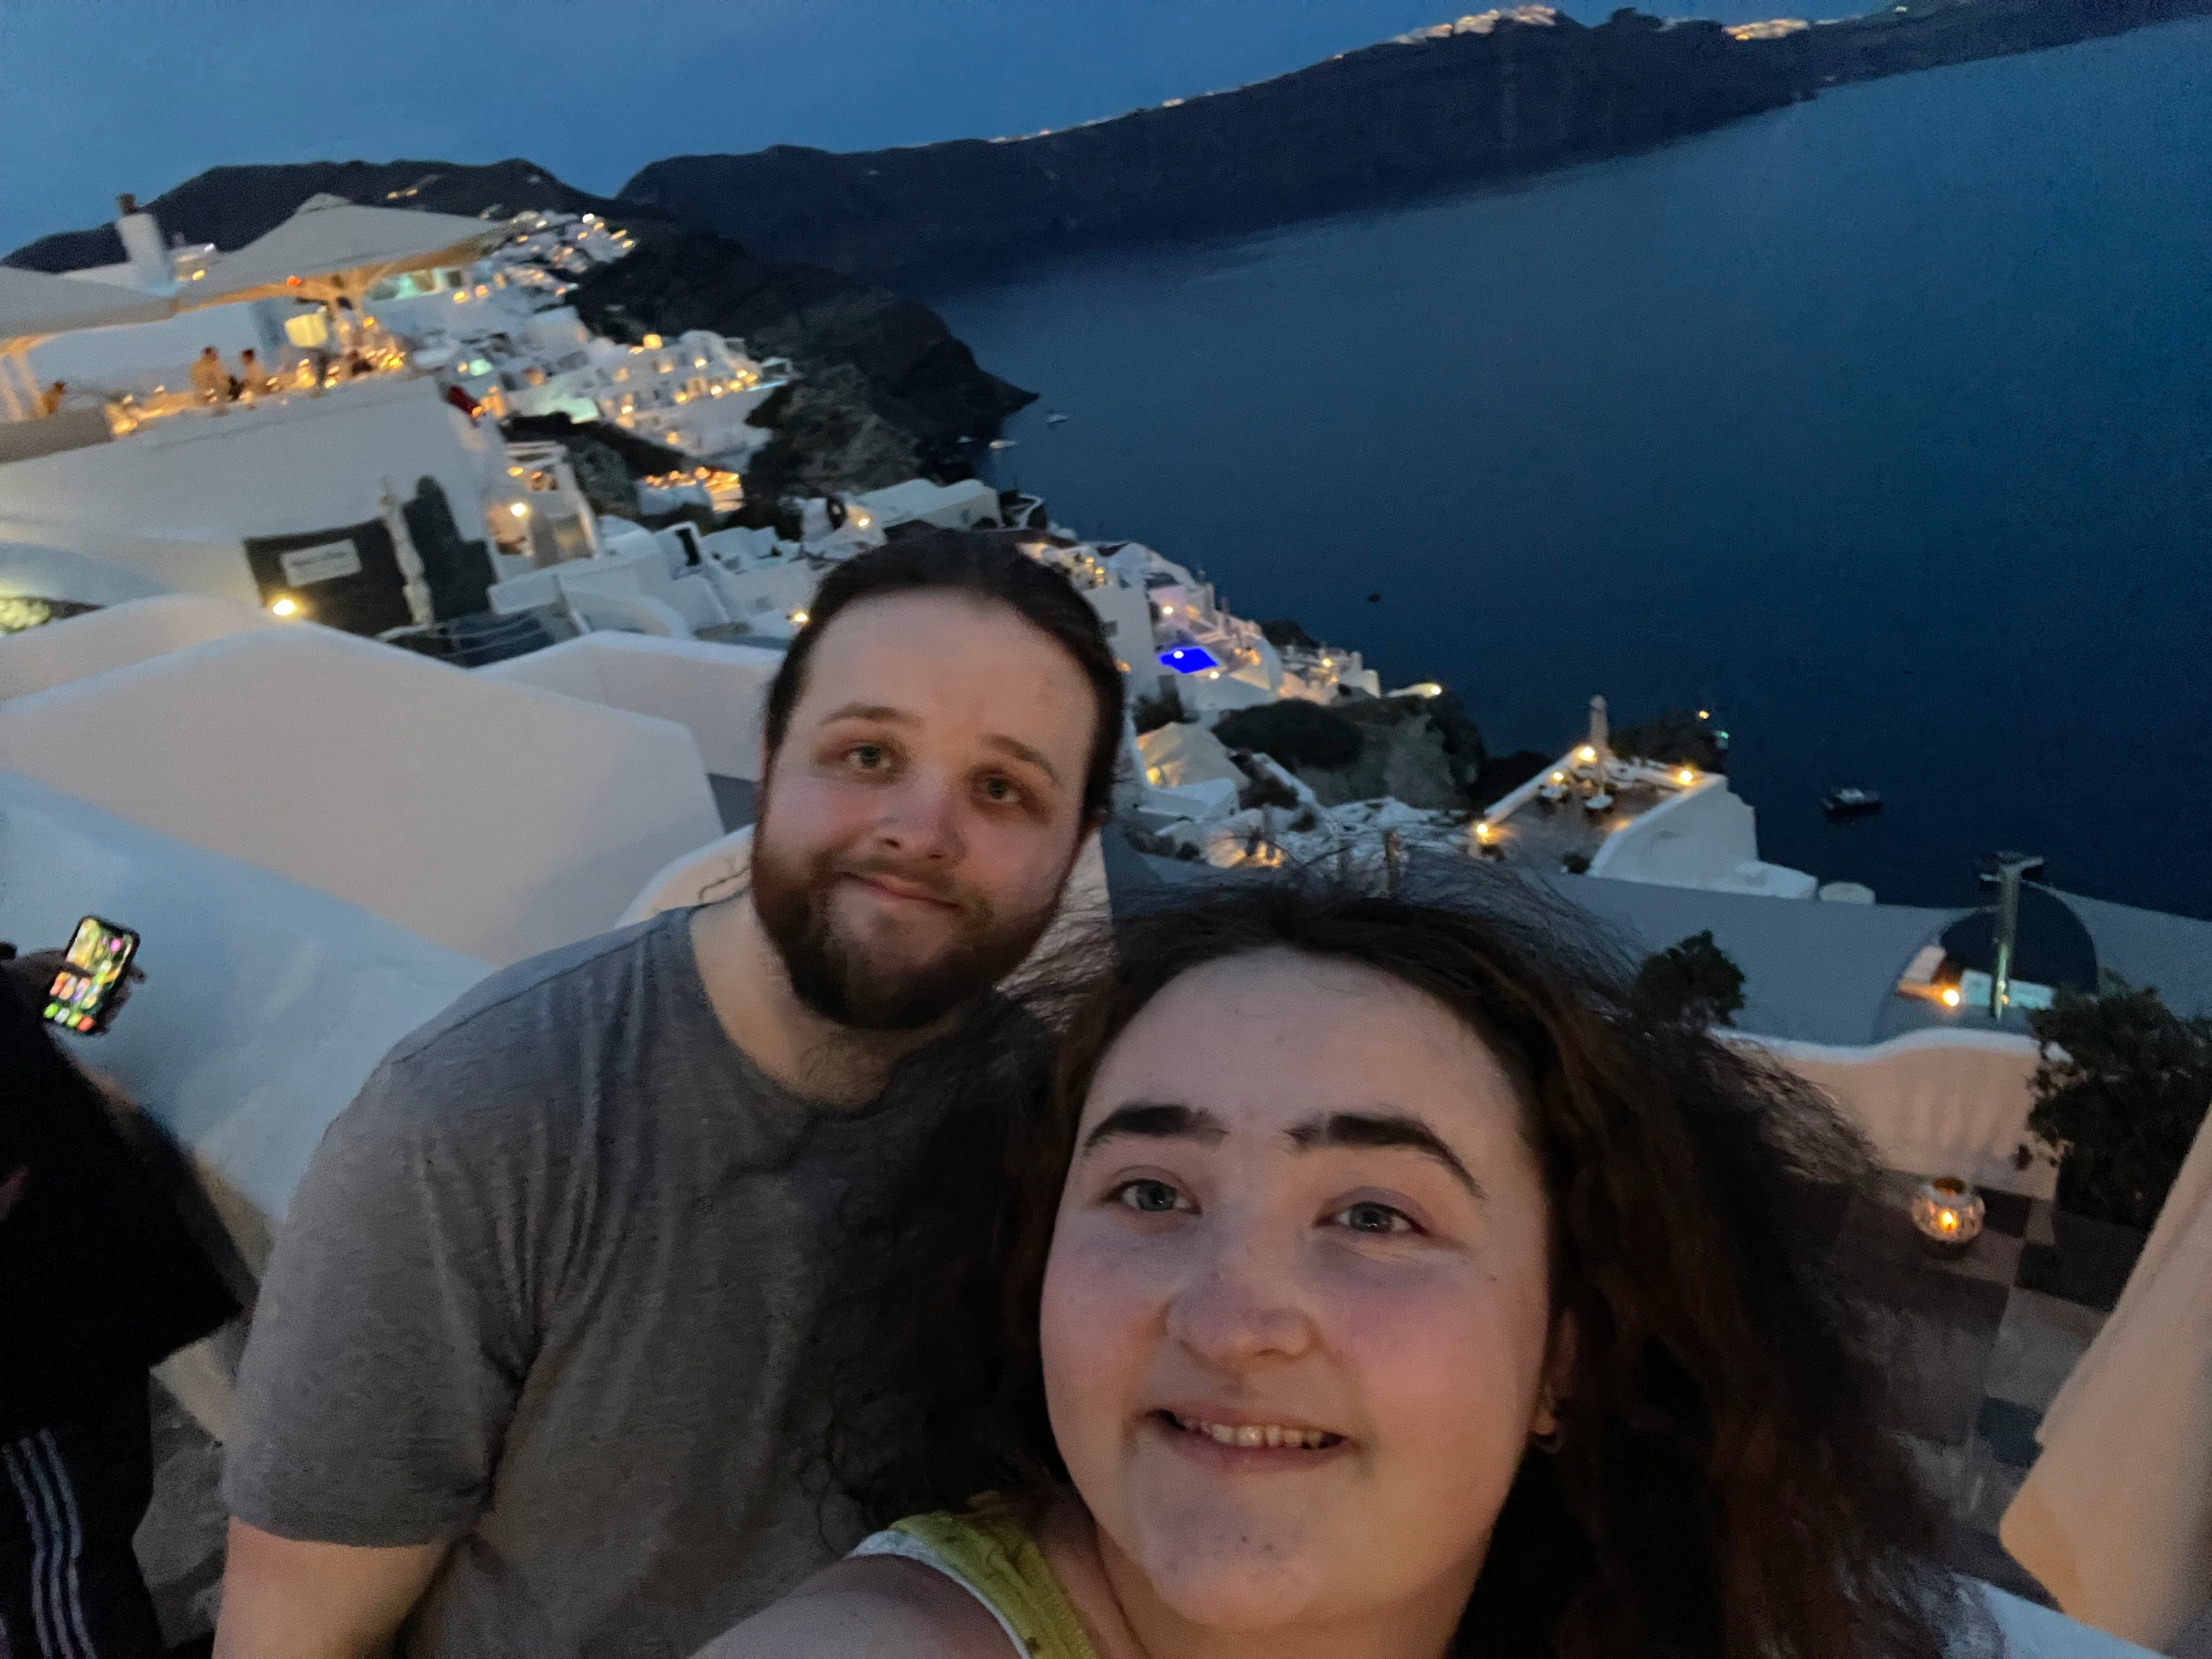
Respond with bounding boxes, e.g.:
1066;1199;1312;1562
1174;1414;1335;1449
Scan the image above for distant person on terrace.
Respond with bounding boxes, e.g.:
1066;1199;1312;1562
706;879;1992;1659
190;346;226;404
213;533;1122;1659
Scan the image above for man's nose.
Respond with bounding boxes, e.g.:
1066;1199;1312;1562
870;769;966;864
1164;1219;1317;1369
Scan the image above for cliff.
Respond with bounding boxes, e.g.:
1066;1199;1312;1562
620;0;2211;295
3;158;1032;469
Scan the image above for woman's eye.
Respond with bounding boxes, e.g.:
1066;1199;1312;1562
1333;1200;1415;1235
1115;1179;1188;1215
847;743;888;770
979;774;1022;804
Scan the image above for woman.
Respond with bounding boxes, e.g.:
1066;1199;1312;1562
705;876;1980;1659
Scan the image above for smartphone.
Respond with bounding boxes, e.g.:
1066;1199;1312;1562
42;915;139;1035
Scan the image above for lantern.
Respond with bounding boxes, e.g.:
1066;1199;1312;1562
1910;1176;1987;1258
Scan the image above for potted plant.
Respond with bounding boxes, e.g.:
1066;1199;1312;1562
2028;973;2212;1232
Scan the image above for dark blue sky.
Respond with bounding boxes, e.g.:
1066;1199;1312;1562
0;1;1508;253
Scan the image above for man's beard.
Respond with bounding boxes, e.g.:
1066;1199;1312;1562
751;835;1060;1031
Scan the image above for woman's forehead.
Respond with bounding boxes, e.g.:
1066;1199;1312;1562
1084;950;1523;1139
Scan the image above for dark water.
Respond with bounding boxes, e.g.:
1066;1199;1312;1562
940;20;2212;918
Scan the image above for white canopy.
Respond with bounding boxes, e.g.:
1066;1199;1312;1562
187;195;508;307
0;264;175;351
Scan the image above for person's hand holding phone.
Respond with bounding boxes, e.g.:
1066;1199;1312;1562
8;927;144;1034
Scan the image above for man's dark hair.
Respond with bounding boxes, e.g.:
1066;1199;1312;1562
763;530;1126;820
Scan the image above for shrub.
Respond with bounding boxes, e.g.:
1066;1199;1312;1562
2029;974;2212;1231
1611;708;1726;773
1130;685;1185;735
1213;698;1365;772
1633;930;1746;1028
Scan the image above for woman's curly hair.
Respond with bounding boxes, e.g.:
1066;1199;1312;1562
820;867;1993;1659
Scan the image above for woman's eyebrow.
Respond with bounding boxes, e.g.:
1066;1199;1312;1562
1285;1111;1485;1200
1080;1100;1227;1154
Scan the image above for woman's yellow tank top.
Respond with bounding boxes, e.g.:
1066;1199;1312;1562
850;1504;1099;1659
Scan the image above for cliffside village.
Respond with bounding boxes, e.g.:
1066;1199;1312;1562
4;188;2210;1656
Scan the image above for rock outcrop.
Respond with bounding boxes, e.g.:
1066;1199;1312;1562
1215;691;1488;812
619;0;2211;296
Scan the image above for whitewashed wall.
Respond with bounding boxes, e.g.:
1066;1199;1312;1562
0;624;722;965
0;771;489;1268
1591;778;1757;885
0;592;270;699
478;631;783;779
1740;1026;2057;1198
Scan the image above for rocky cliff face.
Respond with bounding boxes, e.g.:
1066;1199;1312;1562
562;227;1027;473
620;0;2210;296
3;158;1032;469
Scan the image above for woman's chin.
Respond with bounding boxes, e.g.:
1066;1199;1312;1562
1137;1544;1336;1634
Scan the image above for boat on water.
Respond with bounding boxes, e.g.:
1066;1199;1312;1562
1824;787;1883;818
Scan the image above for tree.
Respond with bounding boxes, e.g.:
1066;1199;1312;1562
2028;974;2212;1231
1633;930;1746;1028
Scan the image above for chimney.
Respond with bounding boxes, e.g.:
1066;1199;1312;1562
114;193;173;292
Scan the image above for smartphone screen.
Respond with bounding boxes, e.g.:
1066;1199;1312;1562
42;915;139;1035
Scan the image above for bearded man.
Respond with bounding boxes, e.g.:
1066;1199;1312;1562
215;533;1124;1659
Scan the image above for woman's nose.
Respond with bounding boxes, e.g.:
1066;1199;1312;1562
1163;1224;1317;1369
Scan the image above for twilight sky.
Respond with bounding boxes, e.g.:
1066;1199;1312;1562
0;0;1495;254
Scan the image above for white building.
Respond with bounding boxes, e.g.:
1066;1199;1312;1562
0;374;516;631
1471;696;1820;900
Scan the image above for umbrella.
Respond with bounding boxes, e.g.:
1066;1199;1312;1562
0;264;175;351
183;195;508;309
0;266;180;419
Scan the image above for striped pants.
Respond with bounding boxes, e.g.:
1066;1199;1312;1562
0;1387;162;1659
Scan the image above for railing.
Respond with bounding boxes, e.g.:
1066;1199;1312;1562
383;609;557;668
101;352;420;437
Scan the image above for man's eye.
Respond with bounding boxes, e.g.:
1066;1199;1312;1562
1333;1200;1415;1235
1114;1179;1188;1215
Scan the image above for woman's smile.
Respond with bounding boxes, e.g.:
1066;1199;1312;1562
1148;1408;1350;1466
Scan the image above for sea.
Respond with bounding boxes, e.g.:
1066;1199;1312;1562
939;17;2212;921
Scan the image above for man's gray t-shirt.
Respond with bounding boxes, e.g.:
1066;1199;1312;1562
224;909;970;1658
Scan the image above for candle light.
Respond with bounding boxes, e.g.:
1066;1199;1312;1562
1909;1176;1987;1259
